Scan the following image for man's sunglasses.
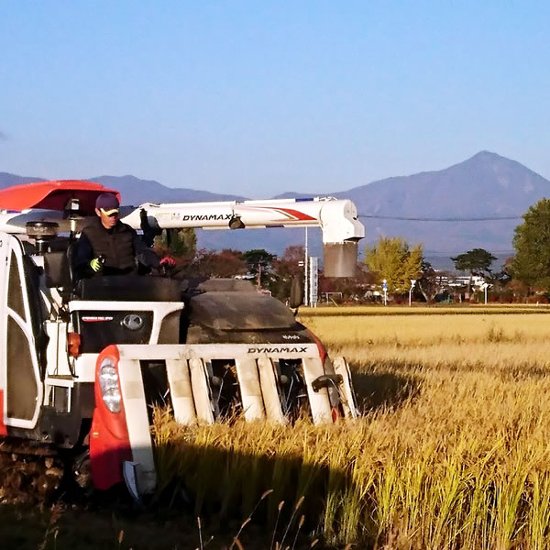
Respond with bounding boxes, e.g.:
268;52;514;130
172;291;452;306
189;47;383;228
100;208;120;218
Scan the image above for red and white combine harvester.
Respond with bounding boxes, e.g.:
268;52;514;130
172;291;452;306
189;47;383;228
0;180;364;499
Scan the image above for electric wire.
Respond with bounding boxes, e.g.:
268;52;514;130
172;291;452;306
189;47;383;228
358;214;522;222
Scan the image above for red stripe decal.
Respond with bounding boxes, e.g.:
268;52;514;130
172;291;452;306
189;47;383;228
260;207;317;222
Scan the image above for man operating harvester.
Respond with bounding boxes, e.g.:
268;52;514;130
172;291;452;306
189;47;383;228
74;192;175;278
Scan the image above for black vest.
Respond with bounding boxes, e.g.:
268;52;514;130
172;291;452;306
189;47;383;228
81;218;137;273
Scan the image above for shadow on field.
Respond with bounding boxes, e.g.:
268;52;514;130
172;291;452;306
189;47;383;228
151;440;358;549
352;370;421;413
0;497;202;550
0;441;360;550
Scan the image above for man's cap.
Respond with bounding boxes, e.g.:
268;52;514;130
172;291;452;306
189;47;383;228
95;193;120;213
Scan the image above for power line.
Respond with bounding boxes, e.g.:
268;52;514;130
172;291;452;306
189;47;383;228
358;214;521;222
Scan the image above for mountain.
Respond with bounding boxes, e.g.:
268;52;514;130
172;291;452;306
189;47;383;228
337;151;550;260
88;175;245;204
0;172;44;187
2;152;549;268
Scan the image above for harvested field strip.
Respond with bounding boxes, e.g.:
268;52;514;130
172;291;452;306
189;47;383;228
300;312;550;347
300;305;550;316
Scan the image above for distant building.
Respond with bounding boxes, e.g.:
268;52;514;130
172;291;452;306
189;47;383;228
448;275;486;288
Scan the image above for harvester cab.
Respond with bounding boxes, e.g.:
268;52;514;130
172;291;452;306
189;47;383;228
0;180;364;499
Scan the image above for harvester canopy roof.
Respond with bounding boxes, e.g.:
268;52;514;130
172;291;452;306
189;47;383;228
0;180;120;215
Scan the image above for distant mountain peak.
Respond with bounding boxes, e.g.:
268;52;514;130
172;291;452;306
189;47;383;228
466;151;544;181
452;150;510;170
470;150;501;160
338;151;550;258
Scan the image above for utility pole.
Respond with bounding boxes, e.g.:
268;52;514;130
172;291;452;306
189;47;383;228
409;279;416;307
304;227;309;306
481;281;490;305
309;256;319;307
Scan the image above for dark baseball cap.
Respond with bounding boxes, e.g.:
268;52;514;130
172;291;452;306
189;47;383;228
95;193;120;214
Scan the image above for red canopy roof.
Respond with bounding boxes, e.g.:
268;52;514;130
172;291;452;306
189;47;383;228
0;180;121;215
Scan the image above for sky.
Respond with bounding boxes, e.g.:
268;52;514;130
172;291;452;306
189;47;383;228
1;1;550;197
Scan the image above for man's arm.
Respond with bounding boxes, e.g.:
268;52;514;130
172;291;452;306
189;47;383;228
73;232;97;279
133;230;160;269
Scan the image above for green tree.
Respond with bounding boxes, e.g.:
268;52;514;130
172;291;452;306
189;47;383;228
242;249;276;287
451;248;496;276
450;248;496;299
365;237;423;293
511;198;550;291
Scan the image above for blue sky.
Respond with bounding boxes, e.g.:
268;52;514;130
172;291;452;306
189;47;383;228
1;1;549;197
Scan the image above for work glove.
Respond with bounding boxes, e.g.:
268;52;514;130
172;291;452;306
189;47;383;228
90;257;103;272
159;255;177;268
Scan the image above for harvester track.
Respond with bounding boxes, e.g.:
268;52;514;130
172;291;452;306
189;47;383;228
0;442;78;505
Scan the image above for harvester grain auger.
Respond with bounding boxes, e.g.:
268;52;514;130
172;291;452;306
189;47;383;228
0;180;364;499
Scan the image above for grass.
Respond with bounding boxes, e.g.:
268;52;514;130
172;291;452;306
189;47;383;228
152;307;550;549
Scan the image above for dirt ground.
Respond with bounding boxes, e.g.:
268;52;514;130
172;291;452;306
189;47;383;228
0;443;330;549
0;501;312;550
0;503;225;550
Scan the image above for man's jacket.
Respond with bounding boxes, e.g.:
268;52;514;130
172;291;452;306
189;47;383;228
74;217;159;278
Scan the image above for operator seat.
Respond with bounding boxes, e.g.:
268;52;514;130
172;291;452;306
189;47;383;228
43;239;77;301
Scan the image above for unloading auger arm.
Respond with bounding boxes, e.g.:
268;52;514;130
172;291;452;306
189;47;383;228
121;196;365;277
0;181;365;277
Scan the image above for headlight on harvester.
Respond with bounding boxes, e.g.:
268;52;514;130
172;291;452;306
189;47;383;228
99;357;121;413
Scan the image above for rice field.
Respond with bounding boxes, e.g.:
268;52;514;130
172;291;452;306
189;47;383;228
154;306;550;549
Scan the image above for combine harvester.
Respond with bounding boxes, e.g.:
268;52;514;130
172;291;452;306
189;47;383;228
0;180;364;499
